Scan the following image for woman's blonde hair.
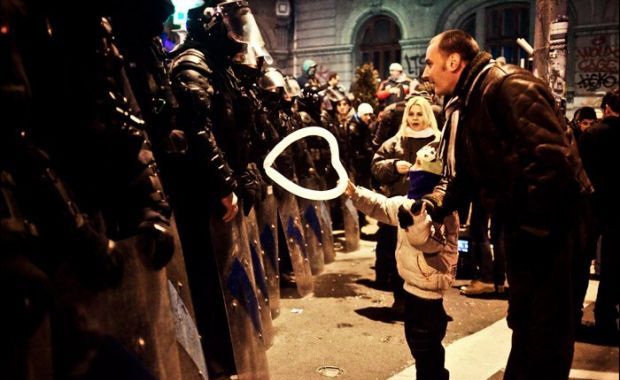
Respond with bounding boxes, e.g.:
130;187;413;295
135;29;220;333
398;96;440;139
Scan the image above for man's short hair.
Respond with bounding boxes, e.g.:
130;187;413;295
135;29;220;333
577;107;597;121
327;71;338;81
432;29;480;63
601;87;620;113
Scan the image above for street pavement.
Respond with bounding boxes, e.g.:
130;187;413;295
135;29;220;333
266;223;619;380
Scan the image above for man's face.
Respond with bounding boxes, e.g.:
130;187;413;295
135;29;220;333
578;118;595;132
329;75;339;86
422;41;458;97
360;113;373;124
389;69;401;80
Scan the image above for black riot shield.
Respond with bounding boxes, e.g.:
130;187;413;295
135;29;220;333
209;207;270;380
318;200;336;264
297;196;325;275
254;188;280;319
340;196;360;252
245;207;275;348
70;237;183;380
276;190;314;297
166;217;210;380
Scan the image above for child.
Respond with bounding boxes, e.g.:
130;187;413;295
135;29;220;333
345;140;458;380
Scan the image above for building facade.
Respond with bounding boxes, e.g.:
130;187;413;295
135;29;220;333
252;0;618;113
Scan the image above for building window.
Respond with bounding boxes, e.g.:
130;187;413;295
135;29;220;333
459;14;476;38
357;16;401;78
485;4;529;64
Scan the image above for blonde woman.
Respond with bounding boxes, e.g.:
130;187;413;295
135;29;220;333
370;96;441;315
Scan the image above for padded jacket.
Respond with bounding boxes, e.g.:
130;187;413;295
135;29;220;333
435;53;592;236
349;186;459;299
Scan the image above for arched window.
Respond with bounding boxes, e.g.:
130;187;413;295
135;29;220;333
451;3;530;66
357;16;401;78
459;14;476;38
485;4;530;64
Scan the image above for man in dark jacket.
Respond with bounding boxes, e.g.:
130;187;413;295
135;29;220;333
579;88;620;340
420;30;593;379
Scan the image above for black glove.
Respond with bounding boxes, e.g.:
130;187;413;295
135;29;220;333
397;205;414;229
239;166;267;215
411;197;436;217
137;221;175;270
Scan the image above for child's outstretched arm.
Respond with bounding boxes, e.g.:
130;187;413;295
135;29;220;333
344;180;413;227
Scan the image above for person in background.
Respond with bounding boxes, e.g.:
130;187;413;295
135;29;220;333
297;59;320;89
324;71;346;94
579;88;620;342
376;62;414;109
570;106;597;144
371;96;440;314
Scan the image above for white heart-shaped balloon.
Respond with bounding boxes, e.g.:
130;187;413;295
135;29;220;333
263;126;348;201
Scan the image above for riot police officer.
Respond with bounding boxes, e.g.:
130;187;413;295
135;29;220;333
169;1;272;378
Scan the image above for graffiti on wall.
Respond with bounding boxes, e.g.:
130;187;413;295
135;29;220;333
404;53;426;79
575;34;619;94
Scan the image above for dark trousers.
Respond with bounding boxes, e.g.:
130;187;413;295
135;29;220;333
594;220;619;331
504;224;576;380
404;293;449;380
469;200;506;285
375;223;398;285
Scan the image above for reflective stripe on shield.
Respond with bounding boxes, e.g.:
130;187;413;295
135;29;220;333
298;197;325;275
246;207;274;348
341;196;360;252
276;191;314;296
209;207;270;380
255;189;280;319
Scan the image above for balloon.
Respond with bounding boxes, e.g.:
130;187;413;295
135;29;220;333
263;127;348;201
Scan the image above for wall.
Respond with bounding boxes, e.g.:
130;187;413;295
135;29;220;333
251;0;618;113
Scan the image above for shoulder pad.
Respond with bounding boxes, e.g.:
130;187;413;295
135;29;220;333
170;49;213;77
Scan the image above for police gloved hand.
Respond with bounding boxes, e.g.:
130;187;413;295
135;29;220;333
239;166;265;215
137;221;175;271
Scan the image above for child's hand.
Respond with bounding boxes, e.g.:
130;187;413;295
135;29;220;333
344;180;356;197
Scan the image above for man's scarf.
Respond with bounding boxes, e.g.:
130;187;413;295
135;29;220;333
438;52;495;179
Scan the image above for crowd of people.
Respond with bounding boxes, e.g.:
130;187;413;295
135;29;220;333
1;0;617;379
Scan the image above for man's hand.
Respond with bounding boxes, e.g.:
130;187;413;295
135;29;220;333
221;192;239;222
396;160;413;174
398;205;414;229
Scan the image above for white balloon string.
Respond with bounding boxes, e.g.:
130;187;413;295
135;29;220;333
263;127;348;201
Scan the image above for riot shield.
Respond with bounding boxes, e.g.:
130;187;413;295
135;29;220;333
276;190;314;297
245;207;275;348
86;237;184;380
318;201;336;264
297;196;325;275
340;196;360;252
168;281;209;380
166;216;210;380
209;207;270;380
254;188;280;319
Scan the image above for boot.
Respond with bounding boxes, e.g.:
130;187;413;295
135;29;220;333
460;280;495;296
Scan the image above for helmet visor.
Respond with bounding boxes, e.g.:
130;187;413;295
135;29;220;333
220;1;272;67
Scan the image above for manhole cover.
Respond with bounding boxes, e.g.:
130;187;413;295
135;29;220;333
316;366;345;377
